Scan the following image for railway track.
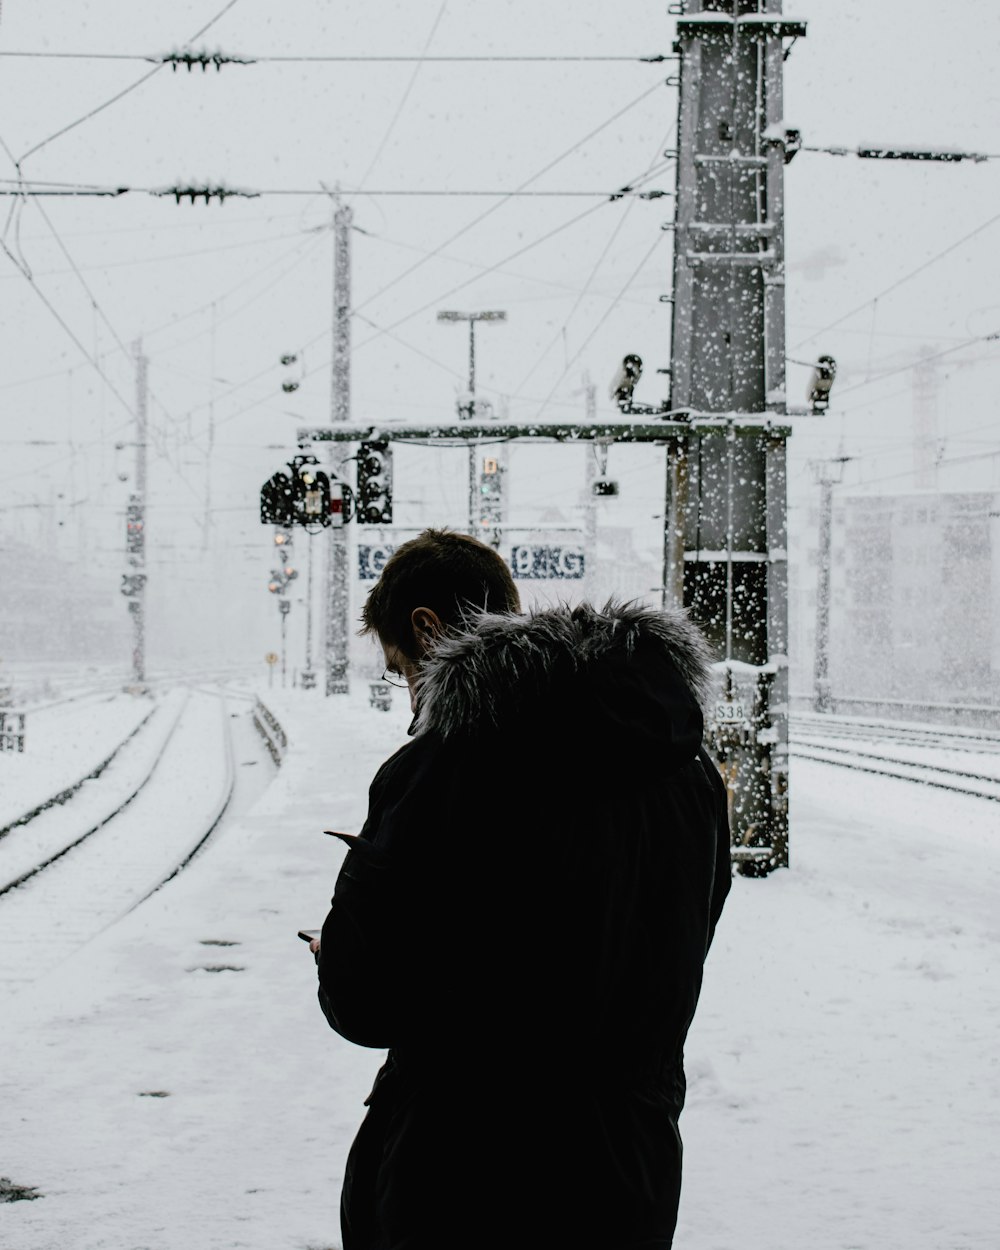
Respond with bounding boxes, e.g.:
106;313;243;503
0;701;161;842
791;712;1000;756
0;687;275;989
0;690;191;897
789;714;1000;803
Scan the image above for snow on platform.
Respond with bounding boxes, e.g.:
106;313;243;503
0;682;998;1250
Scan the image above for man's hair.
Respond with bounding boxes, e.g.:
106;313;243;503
360;527;521;656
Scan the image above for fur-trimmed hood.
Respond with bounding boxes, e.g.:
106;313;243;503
411;599;714;744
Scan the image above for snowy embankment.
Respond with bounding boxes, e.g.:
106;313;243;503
0;683;997;1250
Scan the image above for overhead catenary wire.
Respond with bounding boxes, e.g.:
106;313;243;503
800;143;1000;163
137;76;677;426
0;179;235;500
833;330;1000;400
511;135;676;397
120;188;651;466
0;49;677;64
0;236;136;425
0;183;674;200
355;0;447;192
0;68;680;491
14;0;242;164
163;126;685;449
0;228;325;390
0;224;315;282
531;230;669;419
24;193;201;491
791;208;1000;352
348;76;672;320
828;445;1000;493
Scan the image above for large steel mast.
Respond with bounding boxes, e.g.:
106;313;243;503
667;0;806;872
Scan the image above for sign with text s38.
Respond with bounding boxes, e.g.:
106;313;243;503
511;546;585;580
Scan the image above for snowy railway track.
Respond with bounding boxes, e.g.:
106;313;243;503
0;703;161;843
789;740;1000;803
790;712;1000;757
0;688;240;988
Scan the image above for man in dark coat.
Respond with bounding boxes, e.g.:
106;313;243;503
311;528;731;1250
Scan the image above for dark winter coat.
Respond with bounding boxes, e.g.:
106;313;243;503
316;600;732;1250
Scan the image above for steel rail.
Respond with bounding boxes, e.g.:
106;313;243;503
0;695;190;897
0;703;159;842
790;745;1000;804
126;693;236;909
790;715;1000;757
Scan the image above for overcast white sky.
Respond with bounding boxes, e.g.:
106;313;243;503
1;0;998;669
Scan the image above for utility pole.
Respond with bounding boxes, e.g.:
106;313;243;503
279;598;290;687
573;372;599;599
301;532;317;689
324;202;352;696
812;456;850;712
667;1;807;873
122;340;148;692
437;309;507;534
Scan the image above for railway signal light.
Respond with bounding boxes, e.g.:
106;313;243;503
120;572;147;597
478;455;503;531
261;467;294;526
125;499;145;554
294;463;327;521
268;565;298;594
610;354;643;410
807;355;837;413
260;454;351;530
356;439;392;525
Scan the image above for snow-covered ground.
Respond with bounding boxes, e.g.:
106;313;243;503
1;680;998;1250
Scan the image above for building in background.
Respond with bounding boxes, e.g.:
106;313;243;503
789;489;1000;712
0;539;128;688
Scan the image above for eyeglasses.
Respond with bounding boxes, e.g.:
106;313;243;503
381;667;409;689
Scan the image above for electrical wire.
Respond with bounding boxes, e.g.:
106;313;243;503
349;75;670;319
0;225;316;281
15;0;242;164
2;190;212;501
834;331;999;400
161;196;618;445
0;229;324;393
511;136;675;396
355;0;449;191
0;183;675;199
836;445;1000;492
0;237;136;425
145;230;328;360
352;311;465;383
27;195;190;479
170;131;682;443
2;72;676;488
800;143;1000;163
341;222;655;305
790;208;1000;352
531;230;668;419
350;200;612;356
155;89;678;429
0;50;676;64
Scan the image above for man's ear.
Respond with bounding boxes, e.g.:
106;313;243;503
411;606;443;653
